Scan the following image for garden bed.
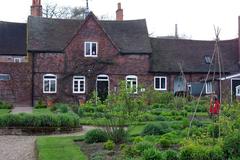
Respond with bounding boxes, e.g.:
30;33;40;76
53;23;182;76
0;126;82;135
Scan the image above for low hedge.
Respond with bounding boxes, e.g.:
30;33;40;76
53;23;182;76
0;113;80;128
0;101;13;109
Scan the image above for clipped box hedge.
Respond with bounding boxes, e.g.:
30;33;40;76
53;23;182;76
0;113;80;128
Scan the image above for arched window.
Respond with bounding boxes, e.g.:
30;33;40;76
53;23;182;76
43;74;57;93
126;75;138;94
73;76;85;93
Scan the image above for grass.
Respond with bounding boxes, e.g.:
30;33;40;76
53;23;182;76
0;109;10;115
37;136;87;160
33;108;52;114
128;125;145;136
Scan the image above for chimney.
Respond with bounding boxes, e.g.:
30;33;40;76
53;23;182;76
116;3;123;21
31;0;42;16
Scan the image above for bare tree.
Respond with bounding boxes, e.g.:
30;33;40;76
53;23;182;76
43;4;86;19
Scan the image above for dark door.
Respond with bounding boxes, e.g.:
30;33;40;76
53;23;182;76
97;81;109;102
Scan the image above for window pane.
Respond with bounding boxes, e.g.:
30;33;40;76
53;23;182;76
155;78;160;89
50;80;56;92
0;74;10;81
161;78;166;89
44;80;49;92
92;43;97;55
86;43;91;55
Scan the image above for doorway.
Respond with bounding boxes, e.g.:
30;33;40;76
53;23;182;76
96;75;109;102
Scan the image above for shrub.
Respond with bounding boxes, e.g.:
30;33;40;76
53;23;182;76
143;148;163;160
107;127;129;144
122;145;139;157
173;97;187;110
208;124;220;138
34;100;47;109
164;150;179;160
0;101;12;109
223;131;240;159
135;141;153;153
159;138;171;148
180;143;223;160
51;103;69;113
132;136;144;144
142;123;170;136
0;113;80;128
85;129;108;144
69;105;84;117
103;140;115;150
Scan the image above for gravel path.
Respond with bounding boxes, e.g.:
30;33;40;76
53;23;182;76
0;126;98;160
0;136;36;160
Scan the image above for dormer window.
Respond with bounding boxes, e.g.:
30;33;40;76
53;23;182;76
204;56;212;64
84;42;98;57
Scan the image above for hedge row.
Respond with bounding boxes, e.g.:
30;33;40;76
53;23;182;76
0;113;80;128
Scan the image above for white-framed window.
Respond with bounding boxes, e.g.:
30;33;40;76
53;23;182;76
0;74;10;81
14;58;21;63
126;75;138;94
236;85;240;96
73;76;85;93
206;81;213;94
43;74;57;94
154;76;167;91
84;42;98;57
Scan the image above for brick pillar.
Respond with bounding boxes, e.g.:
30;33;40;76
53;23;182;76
31;0;42;16
116;3;123;21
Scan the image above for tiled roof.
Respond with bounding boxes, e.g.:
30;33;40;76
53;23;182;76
0;21;26;56
27;14;152;54
150;38;239;73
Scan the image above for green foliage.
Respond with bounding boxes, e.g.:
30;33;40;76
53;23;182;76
142;88;173;105
223;130;240;159
159;138;171;148
34;100;47;109
180;143;223;160
132;136;144;144
107;127;129;144
164;150;179;160
0;100;12;109
85;129;108;144
143;148;163;160
90;152;106;160
103;140;115;150
0;113;80;128
135;141;154;154
173;97;187;110
142;123;170;136
208;124;220;138
51;103;69;113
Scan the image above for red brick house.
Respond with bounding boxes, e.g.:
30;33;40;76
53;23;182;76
0;0;240;106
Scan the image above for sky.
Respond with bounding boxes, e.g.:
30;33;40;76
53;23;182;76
0;0;240;40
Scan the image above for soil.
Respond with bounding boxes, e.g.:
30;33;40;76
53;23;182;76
76;141;121;160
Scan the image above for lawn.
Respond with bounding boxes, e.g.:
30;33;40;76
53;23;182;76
36;136;87;160
33;108;52;114
0;109;10;115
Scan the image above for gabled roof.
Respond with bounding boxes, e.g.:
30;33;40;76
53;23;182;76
0;21;26;56
27;14;152;54
150;38;240;73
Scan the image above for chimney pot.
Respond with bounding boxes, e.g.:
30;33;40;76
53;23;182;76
116;2;123;21
31;0;42;17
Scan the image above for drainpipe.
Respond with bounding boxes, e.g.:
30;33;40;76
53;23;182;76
31;53;35;107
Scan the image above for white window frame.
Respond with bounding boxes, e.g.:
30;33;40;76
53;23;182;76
0;74;10;81
73;76;86;94
84;42;98;57
236;85;240;96
126;75;138;94
205;81;213;94
154;76;167;91
43;74;57;94
14;58;21;63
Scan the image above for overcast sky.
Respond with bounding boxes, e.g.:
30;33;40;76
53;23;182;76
0;0;240;40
